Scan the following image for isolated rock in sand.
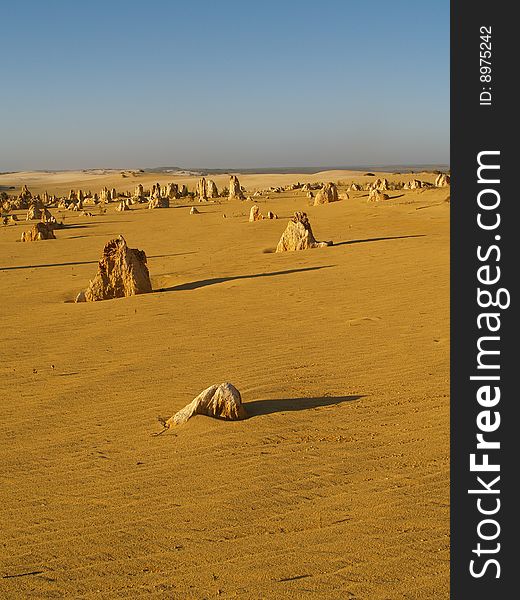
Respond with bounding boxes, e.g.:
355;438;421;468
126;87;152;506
348;183;362;191
190;207;199;214
229;175;245;200
276;211;331;252
314;182;339;205
75;235;152;302
21;222;56;242
266;211;278;219
197;177;208;201
163;382;247;426
368;189;389;202
435;173;450;187
249;205;262;222
206;179;219;198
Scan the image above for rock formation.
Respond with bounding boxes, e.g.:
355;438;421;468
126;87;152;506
368;189;389;202
435;173;450;187
75;235;152;302
116;199;131;211
150;183;162;199
2;215;18;226
190;207;199;214
249;205;262;222
348;183;362;191
276;212;332;252
197;177;208;201
148;196;169;209
207;179;219;198
369;178;389;191
25;204;42;220
266;211;278;219
21;222;56;242
229;175;245;200
165;182;179;199
404;179;423;190
100;187;110;203
134;184;144;200
19;184;32;204
40;207;55;223
314;182;339;205
162;383;247;427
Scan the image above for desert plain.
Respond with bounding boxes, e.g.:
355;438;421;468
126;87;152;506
0;168;449;598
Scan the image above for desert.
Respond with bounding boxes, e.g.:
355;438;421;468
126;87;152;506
0;167;449;598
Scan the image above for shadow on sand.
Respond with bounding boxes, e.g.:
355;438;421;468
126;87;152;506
0;252;194;272
245;394;363;418
333;234;425;247
157;265;334;292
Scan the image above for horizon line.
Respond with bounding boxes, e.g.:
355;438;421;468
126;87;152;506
1;163;451;176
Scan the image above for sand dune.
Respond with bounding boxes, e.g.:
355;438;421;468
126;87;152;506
0;173;449;598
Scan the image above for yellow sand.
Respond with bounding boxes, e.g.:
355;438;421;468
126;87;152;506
0;170;449;598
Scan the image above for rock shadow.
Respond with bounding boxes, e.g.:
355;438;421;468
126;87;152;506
333;234;425;247
157;265;334;292
245;394;363;418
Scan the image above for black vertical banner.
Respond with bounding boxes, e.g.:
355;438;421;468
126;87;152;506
451;1;515;597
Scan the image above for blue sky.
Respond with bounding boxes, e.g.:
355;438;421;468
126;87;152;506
0;0;449;170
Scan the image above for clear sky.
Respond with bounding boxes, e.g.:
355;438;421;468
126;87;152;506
1;0;449;171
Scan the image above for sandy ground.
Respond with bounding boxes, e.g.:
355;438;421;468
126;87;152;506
0;171;449;599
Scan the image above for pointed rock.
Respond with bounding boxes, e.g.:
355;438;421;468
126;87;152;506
276;212;331;252
76;235;152;302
